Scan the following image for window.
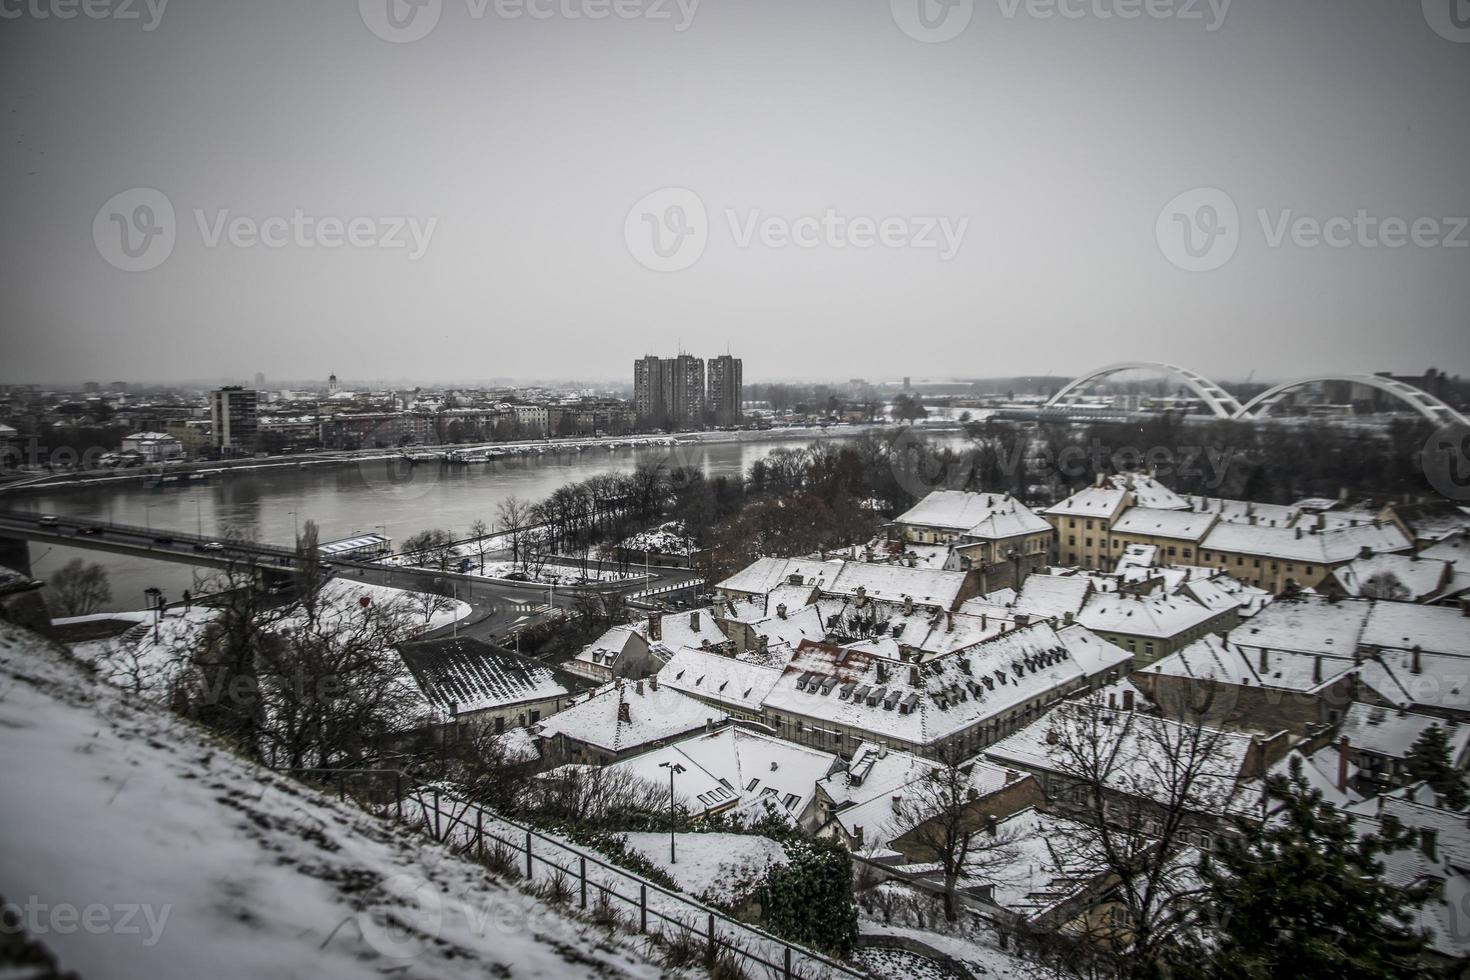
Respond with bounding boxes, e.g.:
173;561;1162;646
745;777;760;791
1145;643;1155;656
530;710;540;723
1086;520;1094;531
1167;546;1177;557
1068;535;1076;546
1085;537;1092;548
1069;519;1076;529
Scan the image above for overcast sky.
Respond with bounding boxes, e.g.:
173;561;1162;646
1;0;1467;386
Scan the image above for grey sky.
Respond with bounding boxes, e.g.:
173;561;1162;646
1;0;1467;386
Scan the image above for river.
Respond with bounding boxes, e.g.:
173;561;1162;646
13;428;969;611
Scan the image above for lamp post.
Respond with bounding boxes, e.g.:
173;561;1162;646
658;761;685;864
192;497;203;537
144;587;161;642
288;510;299;541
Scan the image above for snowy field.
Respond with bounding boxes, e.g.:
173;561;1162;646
620;832;789;905
0;623;669;980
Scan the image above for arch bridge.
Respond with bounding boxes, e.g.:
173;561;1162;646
1045;361;1466;426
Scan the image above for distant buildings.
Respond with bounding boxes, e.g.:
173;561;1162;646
209;386;258;455
633;352;742;429
708;354;743;426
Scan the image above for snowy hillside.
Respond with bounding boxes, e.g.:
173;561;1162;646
0;622;666;980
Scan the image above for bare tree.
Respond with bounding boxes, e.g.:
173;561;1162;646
293;518;326;624
1041;693;1242;976
525;764;674;826
45;557;112;616
468;518;489;573
255;592;422;771
408;587;457;627
891;749;1024;922
495;496;532;571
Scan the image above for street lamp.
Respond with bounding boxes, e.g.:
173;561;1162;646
143;587;161;642
288;510;300;541
658;761;685;864
191;497;203;537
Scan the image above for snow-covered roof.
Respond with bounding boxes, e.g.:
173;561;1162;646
1359;601;1470;657
1339;702;1470;763
1010;576;1092;620
400;637;576;715
1231;595;1373;656
535;679;728;754
1188;495;1302;528
1112;507;1217;542
1076;590;1227;640
986;806;1112;920
1201;520;1412;565
985;700;1262;817
762;624;1128;747
1356;648;1470;716
1042;486;1128;519
572;624;644;669
658;646;790;714
616;725;840;823
895;490;1049;539
1137;633;1353;693
634;609;732;653
716;556;843;596
818;741;1014;847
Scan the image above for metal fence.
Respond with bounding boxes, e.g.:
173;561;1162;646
296;768;865;980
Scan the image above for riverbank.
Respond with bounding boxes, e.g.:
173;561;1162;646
0;419;969;497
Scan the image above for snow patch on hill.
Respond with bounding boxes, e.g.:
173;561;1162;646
0;623;664;980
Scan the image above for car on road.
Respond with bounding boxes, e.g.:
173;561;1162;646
37;515;59;527
75;525;105;536
153;535;174;545
197;541;225;552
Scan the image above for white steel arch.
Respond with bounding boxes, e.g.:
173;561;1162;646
1235;374;1469;426
1046;361;1246;419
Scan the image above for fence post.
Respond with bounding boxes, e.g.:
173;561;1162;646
639;885;647;933
525;830;533;879
476;809;483;858
338;776;345;802
579;856;587;909
783;946;792;980
706;913;715;966
433;789;441;841
394;773;402;820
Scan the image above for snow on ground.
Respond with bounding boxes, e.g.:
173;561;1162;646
858;918;1033;978
0;622;667;980
611;522;695;558
302;578;473;632
61;606;219;691
854;945;968;980
620;832;788;905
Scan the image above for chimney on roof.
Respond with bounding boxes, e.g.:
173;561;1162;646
1412;645;1422;675
946;611;954;633
853;825;864;844
1014;613;1030;628
1360;546;1375;560
648;613;662;642
1294;527;1302;540
1063;610;1074;626
980;613;988;630
649;674;658;691
690;610;700;631
777;603;788;619
909;665;920;687
618;701;631;724
1259;647;1269;672
1313;655;1322;685
635;680;644;695
1337;735;1350;793
903;594;914;615
855;585;868;606
1122;689;1135;712
1460;597;1469;618
757;634;769;653
1005;768;1019;784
